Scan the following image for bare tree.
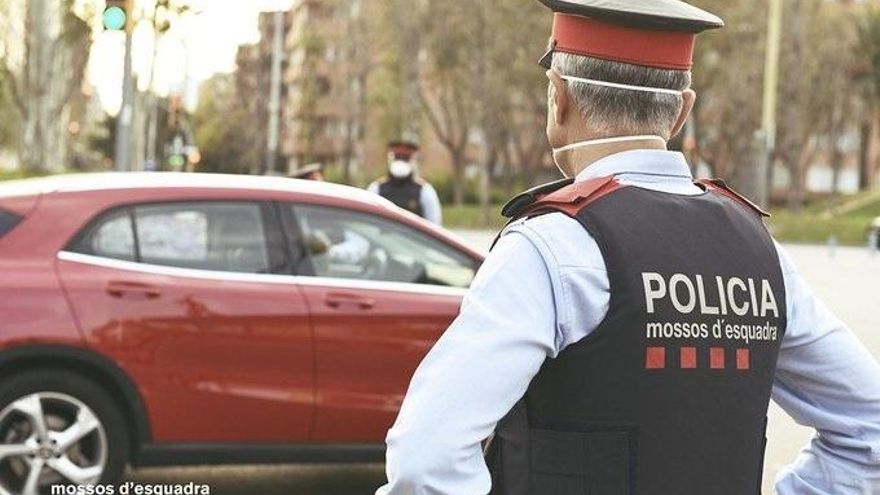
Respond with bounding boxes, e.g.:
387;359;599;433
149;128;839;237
367;0;425;143
856;7;880;191
690;0;765;187
775;0;858;210
415;0;483;206
339;0;371;183
1;0;91;173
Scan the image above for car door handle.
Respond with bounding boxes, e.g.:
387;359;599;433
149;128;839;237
106;281;162;300
324;292;375;310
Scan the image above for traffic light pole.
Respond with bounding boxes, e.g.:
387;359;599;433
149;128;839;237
113;28;135;171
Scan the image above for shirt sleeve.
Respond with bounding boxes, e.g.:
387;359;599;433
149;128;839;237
420;183;442;225
376;231;557;495
367;181;380;194
327;231;370;264
772;242;880;494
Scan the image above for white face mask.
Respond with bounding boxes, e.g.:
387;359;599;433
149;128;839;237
389;160;414;179
551;135;669;175
559;75;685;97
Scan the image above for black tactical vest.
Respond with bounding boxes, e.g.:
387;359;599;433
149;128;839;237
487;178;787;495
378;177;424;217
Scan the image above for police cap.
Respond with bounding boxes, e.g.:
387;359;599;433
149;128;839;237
537;0;724;70
289;163;323;180
388;140;420;161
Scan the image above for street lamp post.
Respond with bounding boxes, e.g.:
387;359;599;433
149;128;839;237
756;0;783;208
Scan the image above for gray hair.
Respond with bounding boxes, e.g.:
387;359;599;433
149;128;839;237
552;53;692;139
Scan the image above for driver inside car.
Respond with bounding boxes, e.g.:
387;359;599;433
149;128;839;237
301;215;373;275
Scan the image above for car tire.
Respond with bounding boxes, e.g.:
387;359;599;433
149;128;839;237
0;369;129;494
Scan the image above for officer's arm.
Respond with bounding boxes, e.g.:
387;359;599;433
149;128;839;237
327;231;370;264
420;183;442;225
772;243;880;495
376;231;557;495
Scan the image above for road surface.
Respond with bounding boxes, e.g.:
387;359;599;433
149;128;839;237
128;232;880;494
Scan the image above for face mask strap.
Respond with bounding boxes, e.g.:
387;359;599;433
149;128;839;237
560;75;684;96
555;135;668;154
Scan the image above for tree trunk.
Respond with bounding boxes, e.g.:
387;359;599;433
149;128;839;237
481;146;497;224
830;139;844;196
786;164;805;212
859;121;873;191
787;143;815;212
452;150;466;207
14;0;89;173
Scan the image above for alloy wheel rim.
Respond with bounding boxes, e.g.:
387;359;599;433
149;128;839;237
0;392;107;495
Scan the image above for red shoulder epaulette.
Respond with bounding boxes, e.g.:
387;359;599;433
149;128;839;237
502;175;623;221
695;178;770;218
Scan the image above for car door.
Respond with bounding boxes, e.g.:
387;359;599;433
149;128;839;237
57;200;315;443
282;203;479;443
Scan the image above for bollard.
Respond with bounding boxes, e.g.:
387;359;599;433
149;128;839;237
869;217;880;257
828;235;838;259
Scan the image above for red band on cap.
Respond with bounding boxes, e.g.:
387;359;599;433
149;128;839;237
390;145;417;159
553;13;695;70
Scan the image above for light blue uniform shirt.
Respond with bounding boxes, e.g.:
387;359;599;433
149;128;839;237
377;150;880;495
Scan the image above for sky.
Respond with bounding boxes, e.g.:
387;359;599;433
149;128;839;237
86;0;294;113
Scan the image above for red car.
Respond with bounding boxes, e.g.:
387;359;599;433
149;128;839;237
0;173;482;493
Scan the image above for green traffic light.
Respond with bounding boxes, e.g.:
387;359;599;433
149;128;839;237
169;154;186;168
103;6;127;31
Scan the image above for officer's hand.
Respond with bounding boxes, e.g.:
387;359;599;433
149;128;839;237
304;231;331;255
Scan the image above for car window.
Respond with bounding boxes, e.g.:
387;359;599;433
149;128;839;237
90;210;136;261
0;209;23;240
134;202;271;274
69;209;136;261
290;204;477;288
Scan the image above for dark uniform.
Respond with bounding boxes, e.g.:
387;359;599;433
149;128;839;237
488;177;785;495
377;178;426;217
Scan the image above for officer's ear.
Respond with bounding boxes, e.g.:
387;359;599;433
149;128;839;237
670;89;696;139
547;69;569;125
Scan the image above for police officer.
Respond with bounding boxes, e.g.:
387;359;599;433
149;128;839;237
289;162;324;181
368;141;442;225
377;1;880;494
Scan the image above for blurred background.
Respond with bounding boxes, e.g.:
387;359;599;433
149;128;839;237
1;0;880;240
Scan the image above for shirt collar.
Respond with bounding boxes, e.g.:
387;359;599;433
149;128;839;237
575;149;694;183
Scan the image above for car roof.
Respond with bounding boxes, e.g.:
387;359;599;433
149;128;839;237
0;172;389;207
0;172;485;260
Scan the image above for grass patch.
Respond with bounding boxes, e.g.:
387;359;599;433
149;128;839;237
843;196;880;218
0;170;27;181
443;204;508;231
444;203;879;246
768;211;875;246
0;169;59;182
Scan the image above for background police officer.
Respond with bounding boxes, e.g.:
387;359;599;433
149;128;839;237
368;140;442;225
376;1;880;494
289;162;324;181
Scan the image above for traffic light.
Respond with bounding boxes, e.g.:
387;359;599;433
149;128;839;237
168;153;186;169
103;0;133;32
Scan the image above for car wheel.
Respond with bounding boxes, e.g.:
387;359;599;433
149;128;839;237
0;370;129;495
